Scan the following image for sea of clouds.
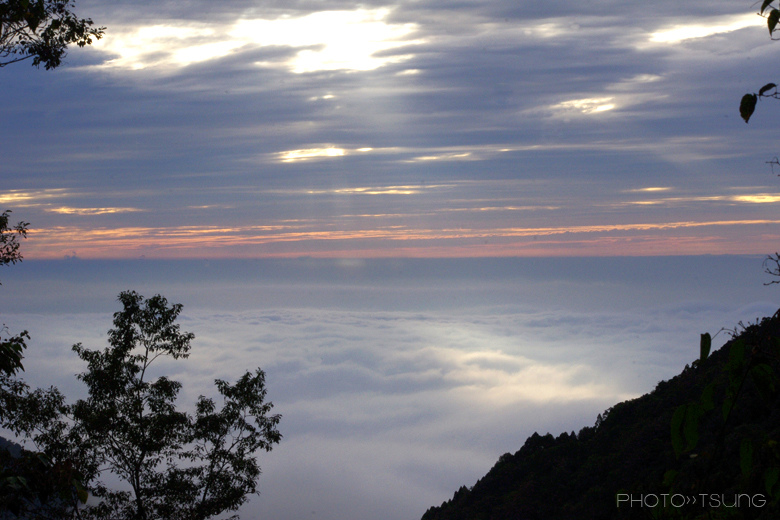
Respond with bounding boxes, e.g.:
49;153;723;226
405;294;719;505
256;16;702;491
2;256;778;520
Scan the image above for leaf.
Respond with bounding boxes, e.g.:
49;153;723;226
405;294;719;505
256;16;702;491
73;479;89;503
700;333;711;362
662;469;678;487
740;439;754;478
769;9;780;35
683;403;702;451
740;93;758;123
700;381;715;412
722;391;735;422
750;363;777;402
727;339;746;375
759;83;777;96
763;0;775;15
766;467;780;497
671;405;686;458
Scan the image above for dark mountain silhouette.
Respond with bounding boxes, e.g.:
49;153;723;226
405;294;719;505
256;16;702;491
422;311;780;520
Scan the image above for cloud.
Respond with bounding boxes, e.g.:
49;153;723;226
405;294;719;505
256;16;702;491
551;96;616;115
47;207;142;215
648;13;761;44
0;189;72;206
731;194;780;203
90;8;422;73
615;191;780;206
275;146;346;162
5;256;775;520
22;217;780;259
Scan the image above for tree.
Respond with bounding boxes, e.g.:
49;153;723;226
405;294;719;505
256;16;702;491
0;210;27;273
0;221;281;518
0;0;103;70
0;210;28;378
739;2;780;122
0;211;84;518
739;3;780;287
8;291;282;520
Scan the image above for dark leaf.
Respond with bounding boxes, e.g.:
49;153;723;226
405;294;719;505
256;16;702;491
699;332;711;362
769;9;780;35
766;467;780;496
671;405;686;458
662;469;678;487
740;439;754;478
683;403;702;451
740;93;758;123
750;363;776;401
700;381;715;412
759;82;777;96
74;479;88;503
727;339;747;374
722;391;736;422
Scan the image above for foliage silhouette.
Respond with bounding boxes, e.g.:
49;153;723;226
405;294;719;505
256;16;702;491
739;2;780;122
0;212;84;517
0;210;28;377
1;291;282;519
0;0;103;69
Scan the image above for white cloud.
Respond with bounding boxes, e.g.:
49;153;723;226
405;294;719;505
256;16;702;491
649;13;761;44
276;146;346;162
91;8;422;73
552;96;616;114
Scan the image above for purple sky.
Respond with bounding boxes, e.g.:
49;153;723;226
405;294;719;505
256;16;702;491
2;0;780;259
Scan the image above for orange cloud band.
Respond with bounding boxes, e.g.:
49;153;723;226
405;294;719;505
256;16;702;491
22;219;780;259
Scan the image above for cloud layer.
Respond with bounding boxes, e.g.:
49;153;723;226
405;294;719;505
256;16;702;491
3;257;778;519
2;1;780;258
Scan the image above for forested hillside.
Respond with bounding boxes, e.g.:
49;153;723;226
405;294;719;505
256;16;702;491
423;312;780;520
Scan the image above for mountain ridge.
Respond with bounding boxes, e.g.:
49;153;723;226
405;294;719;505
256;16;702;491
421;311;780;520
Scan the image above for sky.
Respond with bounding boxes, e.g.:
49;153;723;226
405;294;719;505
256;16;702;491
2;0;780;258
4;1;780;519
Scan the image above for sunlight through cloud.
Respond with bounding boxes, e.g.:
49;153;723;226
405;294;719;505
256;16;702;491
731;194;780;204
305;184;448;195
92;8;421;73
427;347;622;404
233;9;420;73
649;14;760;43
276;147;346;162
626;187;672;193
95;25;223;69
0;189;70;205
409;152;474;162
552;97;616;115
274;146;376;162
47;207;142;216
619;193;780;206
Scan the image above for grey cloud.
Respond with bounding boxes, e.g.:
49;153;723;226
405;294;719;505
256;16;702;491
5;0;772;239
